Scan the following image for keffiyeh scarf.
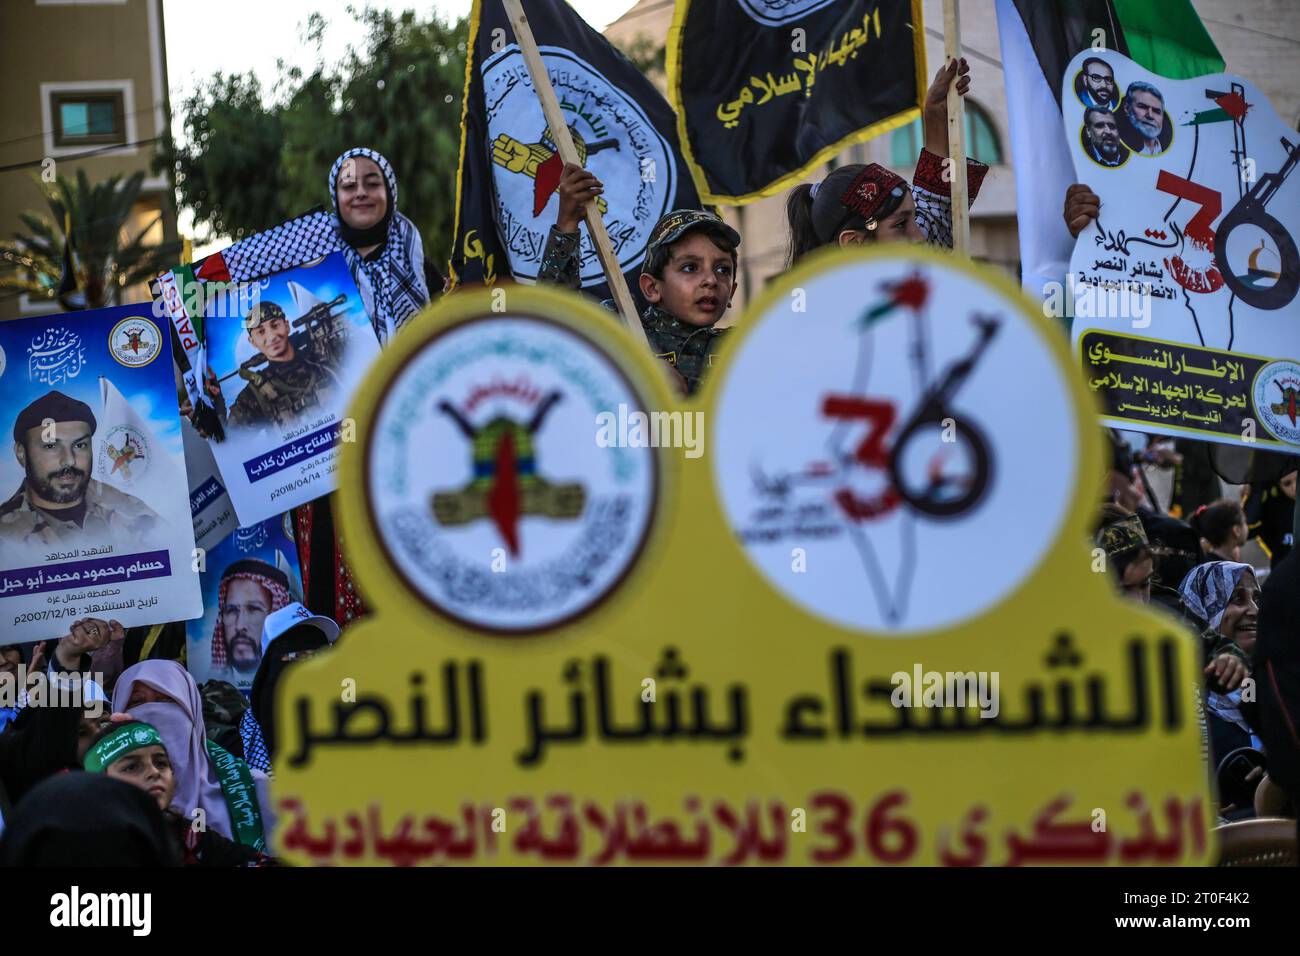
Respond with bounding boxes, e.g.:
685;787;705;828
1177;560;1254;632
196;147;430;347
211;570;292;669
238;708;273;775
329;147;431;345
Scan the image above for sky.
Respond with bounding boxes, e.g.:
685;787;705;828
162;1;639;250
162;1;640;99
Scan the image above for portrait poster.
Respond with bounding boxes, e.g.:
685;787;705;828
185;512;303;694
0;304;202;643
1064;50;1300;450
201;251;380;527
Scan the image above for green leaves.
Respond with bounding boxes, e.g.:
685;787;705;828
0;169;181;310
164;7;469;268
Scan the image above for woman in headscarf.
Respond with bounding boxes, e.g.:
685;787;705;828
784;59;987;265
111;660;274;854
293;147;442;629
83;718;276;866
328;146;441;346
1178;561;1262;768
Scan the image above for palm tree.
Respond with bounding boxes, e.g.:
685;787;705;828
0;169;181;311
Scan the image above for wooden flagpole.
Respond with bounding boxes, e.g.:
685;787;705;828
501;0;650;349
943;0;970;257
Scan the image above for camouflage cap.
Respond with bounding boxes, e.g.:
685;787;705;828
1095;513;1149;558
198;679;249;739
244;301;287;331
642;209;741;274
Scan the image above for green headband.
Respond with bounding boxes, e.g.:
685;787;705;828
84;723;165;774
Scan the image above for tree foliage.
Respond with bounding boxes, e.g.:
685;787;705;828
0;170;181;310
613;34;666;78
162;7;468;267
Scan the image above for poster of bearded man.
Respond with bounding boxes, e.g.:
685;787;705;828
0;304;201;643
186;513;303;692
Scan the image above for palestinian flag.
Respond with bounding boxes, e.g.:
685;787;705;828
994;0;1223;298
448;0;702;297
668;0;925;205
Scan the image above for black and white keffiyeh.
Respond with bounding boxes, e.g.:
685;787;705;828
203;147;431;347
1178;560;1254;632
329;147;431;345
214;210;343;282
238;708;273;776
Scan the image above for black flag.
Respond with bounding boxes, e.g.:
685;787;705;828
449;0;702;297
668;0;925;204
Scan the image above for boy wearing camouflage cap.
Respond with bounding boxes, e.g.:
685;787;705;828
538;162;740;395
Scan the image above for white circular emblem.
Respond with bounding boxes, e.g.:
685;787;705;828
1252;359;1300;445
109;316;162;367
132;727;154;745
0;343;7;379
366;315;659;634
735;0;838;27
482;46;675;285
96;423;152;489
712;254;1078;635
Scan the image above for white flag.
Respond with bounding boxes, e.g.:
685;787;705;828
96;376;186;505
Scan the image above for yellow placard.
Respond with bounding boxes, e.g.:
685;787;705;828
275;246;1214;866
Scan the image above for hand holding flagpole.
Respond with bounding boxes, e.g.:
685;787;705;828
943;0;970;257
501;0;650;350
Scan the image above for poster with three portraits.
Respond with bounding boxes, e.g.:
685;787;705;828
1065;50;1300;452
0;304;202;643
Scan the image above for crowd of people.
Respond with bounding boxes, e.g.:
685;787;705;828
1096;432;1299;822
0;55;1296;866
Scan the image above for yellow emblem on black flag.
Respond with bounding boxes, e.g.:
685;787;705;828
449;0;703;293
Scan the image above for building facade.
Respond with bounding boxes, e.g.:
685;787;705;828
0;0;175;321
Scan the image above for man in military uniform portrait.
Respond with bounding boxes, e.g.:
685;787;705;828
226;301;342;430
0;391;164;558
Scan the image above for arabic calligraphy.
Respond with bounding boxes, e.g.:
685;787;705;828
277;788;1204;866
716;9;883;128
781;637;1181;739
244;420;341;483
0;550;172;598
286;636;1186;773
27;328;85;385
1082;331;1266;437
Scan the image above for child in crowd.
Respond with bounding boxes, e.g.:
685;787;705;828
1190;498;1250;563
83;718;275;866
784;59;986;263
537;166;740;395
